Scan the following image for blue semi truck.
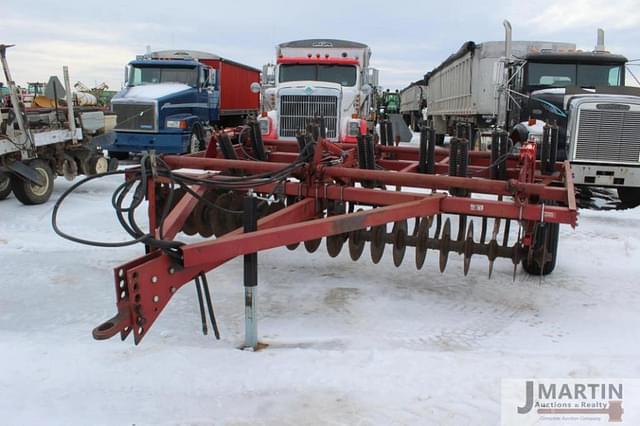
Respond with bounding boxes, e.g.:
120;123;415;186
108;50;260;157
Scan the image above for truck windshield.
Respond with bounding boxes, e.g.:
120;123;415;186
527;63;623;88
279;64;357;86
129;66;198;87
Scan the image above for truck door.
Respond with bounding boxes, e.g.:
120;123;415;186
192;66;209;123
207;68;220;123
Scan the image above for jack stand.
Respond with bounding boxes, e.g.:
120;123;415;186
243;193;259;350
244;287;257;350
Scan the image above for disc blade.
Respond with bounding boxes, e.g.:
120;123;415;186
304;238;322;253
415;216;431;270
348;229;366;261
212;192;232;237
463;220;474;276
286;242;300;250
326;234;345;258
392;220;407;267
480;217;488;244
439;218;451;273
370;224;386;264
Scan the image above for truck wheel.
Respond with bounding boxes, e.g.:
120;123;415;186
617;187;640;209
522;222;560;276
0;173;12;200
108;157;120;171
189;128;204;154
10;159;55;205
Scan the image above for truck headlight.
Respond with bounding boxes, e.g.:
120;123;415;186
347;120;360;137
258;118;270;135
166;119;187;129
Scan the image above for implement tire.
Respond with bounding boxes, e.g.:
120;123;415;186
0;173;12;200
10;159;55;205
522;222;560;276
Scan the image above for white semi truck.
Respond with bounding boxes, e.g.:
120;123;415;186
257;39;379;143
424;22;640;208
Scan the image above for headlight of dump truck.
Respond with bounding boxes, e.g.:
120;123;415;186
166;119;188;129
258;118;270;135
347;120;360;137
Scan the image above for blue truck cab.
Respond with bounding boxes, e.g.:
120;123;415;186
108;55;219;156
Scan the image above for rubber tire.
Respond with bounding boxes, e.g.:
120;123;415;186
10;159;55;205
0;173;12;200
522;222;560;276
189;126;204;154
108;157;120;171
87;155;109;175
617;187;640;209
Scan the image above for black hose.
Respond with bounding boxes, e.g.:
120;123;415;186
52;141;318;250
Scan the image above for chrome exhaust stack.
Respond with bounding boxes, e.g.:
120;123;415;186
594;28;606;52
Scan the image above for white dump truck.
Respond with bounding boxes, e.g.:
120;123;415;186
424;22;640;208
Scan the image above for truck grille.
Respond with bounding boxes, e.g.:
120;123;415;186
575;108;640;163
112;103;156;132
279;95;338;138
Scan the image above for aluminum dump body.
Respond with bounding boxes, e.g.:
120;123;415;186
425;41;576;118
400;83;427;113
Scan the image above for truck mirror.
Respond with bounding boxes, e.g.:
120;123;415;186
209;69;217;87
200;68;207;88
250;82;261;94
261;63;276;86
362;84;373;95
124;66;129;85
367;68;379;87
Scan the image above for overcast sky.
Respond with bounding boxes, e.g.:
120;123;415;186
3;0;640;91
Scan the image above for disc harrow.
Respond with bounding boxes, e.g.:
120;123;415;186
54;121;578;345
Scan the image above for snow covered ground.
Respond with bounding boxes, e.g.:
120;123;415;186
1;174;639;425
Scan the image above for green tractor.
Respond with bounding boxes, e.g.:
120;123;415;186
377;89;400;119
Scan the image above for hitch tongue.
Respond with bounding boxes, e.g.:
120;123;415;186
93;311;131;341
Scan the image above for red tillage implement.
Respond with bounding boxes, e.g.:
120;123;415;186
73;122;576;346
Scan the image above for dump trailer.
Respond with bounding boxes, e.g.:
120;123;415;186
400;80;427;131
425;40;575;136
424;22;640;208
257;39;380;143
108;50;260;157
0;44;113;205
